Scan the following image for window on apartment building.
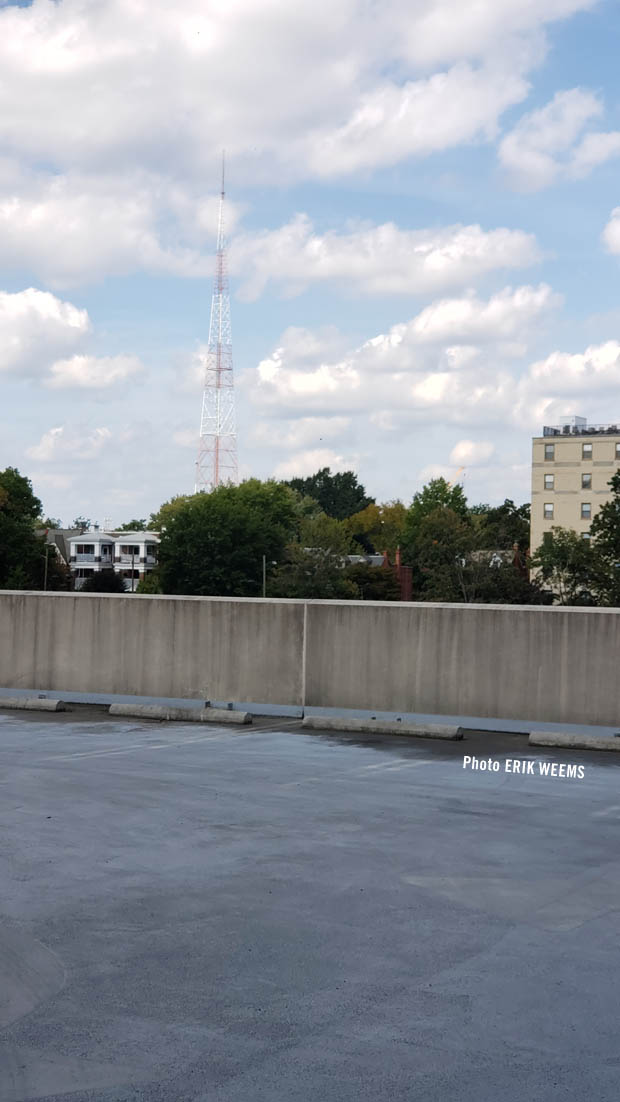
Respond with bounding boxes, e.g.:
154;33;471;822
581;503;591;519
616;442;620;460
581;533;591;541
544;503;554;519
582;442;592;459
120;545;140;556
544;443;555;460
544;474;554;490
582;473;592;489
76;544;94;555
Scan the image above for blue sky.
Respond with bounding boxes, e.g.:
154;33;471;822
1;0;620;524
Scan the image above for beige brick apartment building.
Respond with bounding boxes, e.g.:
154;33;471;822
531;417;620;555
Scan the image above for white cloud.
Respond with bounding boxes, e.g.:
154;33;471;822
0;169;226;287
301;62;530;176
231;218;541;300
449;440;496;466
0;288;89;376
252;417;351;450
406;284;560;344
273;448;358;479
243;284;560;431
602;208;620;255
46;355;144;390
499;88;620;190
0;286;145;390
27;426;113;462
0;0;592;182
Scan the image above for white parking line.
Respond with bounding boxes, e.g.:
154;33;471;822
40;731;234;761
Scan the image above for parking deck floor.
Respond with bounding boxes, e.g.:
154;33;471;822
1;709;619;1101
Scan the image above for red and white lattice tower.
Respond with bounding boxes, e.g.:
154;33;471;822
195;153;238;492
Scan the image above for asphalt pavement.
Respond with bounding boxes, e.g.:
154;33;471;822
1;708;619;1101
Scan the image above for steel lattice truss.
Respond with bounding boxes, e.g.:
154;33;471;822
195;156;238;493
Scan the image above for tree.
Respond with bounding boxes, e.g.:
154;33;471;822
71;516;91;533
116;518;147;531
136;571;163;594
37;516;62;529
343;562;402;601
530;527;596;605
148;495;195;532
284;467;374;520
269;544;358;600
413;507;474;601
345;500;407;555
402;478;470;568
0;467;52;590
80;570;127;593
157;479;299;596
299;512;353;555
589;471;620;605
471;499;530;553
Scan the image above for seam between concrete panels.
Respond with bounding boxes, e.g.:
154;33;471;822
301;601;308;715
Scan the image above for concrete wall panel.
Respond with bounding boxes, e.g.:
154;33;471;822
0;592;305;705
304;601;620;727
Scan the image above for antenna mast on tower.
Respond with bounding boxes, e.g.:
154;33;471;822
195;151;238;492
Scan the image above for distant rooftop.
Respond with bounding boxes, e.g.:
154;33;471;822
543;420;620;437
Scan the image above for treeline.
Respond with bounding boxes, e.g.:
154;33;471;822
3;464;620;605
141;469;542;603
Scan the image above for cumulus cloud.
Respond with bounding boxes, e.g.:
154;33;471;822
0;288;89;376
273;448;359;480
231;218;541;300
0;168;230;287
242;285;561;446
46;355;144;389
449;440;496;466
0;286;145;389
0;0;592;181
602;208;620;254
507;341;620;432
246;290;620;462
499;88;620;190
27;426;113;462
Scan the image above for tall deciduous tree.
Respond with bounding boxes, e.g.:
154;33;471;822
345;501;407;555
531;527;596;605
157;480;298;596
0;467;59;590
471;499;531;552
590;471;620;605
284;468;374;520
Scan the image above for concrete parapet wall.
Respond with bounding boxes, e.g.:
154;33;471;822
1;593;620;727
304;601;620;727
0;592;304;706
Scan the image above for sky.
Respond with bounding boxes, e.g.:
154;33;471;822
2;0;620;525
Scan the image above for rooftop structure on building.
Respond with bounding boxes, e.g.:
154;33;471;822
542;418;620;436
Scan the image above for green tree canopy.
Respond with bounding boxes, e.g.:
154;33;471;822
157;479;299;596
71;516;91;533
116;518;147;531
471;499;531;552
531;527;595;606
589;471;620;605
0;467;59;590
284;467;374;520
343;562;402;601
345;500;407;555
402;478;470;569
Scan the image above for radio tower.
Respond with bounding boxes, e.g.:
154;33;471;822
195;152;238;492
